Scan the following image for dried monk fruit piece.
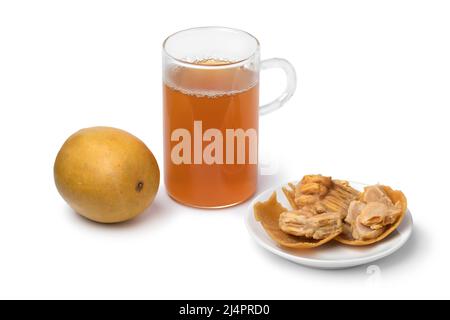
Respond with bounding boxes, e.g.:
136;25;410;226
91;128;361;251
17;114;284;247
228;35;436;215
254;192;340;248
335;185;407;246
282;174;360;218
279;210;342;240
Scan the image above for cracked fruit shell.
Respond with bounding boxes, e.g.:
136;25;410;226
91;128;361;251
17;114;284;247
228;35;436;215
335;185;407;246
253;192;341;249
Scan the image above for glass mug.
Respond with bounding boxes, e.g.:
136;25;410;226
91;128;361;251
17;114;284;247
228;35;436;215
163;27;296;208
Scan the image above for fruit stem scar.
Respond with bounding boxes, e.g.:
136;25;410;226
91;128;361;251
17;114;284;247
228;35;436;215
136;181;144;192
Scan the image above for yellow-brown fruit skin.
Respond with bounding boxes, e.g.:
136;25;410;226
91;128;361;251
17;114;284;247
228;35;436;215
54;127;160;223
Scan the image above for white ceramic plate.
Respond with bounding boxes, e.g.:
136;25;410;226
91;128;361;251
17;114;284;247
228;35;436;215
246;181;413;269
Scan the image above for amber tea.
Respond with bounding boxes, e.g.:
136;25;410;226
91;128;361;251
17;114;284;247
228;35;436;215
163;60;259;207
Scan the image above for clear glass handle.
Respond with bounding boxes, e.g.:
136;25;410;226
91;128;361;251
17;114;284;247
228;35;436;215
259;58;297;115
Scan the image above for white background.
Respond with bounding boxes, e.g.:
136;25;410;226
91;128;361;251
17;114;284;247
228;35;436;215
0;0;449;299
